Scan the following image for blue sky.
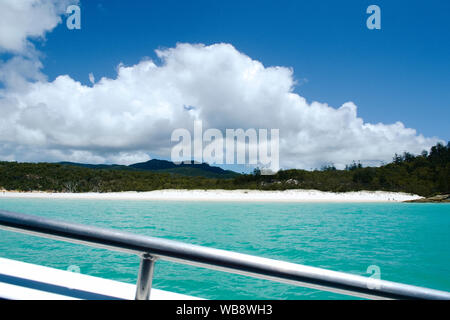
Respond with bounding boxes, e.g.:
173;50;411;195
39;0;450;139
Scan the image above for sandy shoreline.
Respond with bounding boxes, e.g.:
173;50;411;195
0;189;422;202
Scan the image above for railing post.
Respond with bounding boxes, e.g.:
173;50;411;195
135;253;156;300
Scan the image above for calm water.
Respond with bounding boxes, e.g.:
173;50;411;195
0;198;449;299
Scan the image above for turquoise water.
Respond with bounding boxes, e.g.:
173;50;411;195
0;198;449;299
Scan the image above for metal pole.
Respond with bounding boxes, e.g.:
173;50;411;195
135;253;156;300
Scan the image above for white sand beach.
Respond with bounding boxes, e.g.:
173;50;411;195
0;189;422;202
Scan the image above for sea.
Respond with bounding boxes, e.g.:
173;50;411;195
0;198;449;299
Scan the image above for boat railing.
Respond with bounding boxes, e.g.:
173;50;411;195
0;209;449;300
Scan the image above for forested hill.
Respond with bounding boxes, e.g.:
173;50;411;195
59;159;239;178
237;142;449;197
0;142;448;197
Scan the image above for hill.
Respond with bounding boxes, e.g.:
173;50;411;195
129;159;239;178
59;159;240;179
233;141;449;196
0;142;448;197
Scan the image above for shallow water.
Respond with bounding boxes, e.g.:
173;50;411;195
0;198;449;299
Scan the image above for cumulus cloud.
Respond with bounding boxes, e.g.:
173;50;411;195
0;41;440;168
0;0;77;101
0;2;440;169
0;0;77;54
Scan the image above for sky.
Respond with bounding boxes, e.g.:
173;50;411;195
0;0;449;171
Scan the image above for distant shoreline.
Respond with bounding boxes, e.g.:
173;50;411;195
0;189;423;203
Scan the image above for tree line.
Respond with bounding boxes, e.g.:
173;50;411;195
0;142;448;196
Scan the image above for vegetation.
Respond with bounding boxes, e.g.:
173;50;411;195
0;142;448;196
239;142;449;196
59;159;239;179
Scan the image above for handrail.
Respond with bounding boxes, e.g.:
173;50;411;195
0;210;449;300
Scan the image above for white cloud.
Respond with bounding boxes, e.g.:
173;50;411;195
0;42;440;168
0;55;46;90
0;0;77;54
